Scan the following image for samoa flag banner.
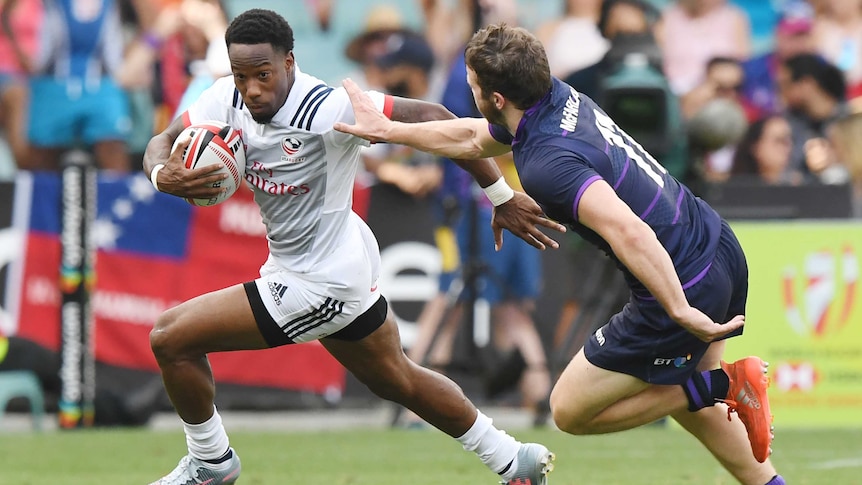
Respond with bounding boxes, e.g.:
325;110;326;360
1;172;345;396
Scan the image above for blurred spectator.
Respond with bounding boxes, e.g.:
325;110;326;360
536;0;609;79
419;0;518;91
173;0;230;116
684;57;750;183
686;98;748;184
360;31;442;198
681;56;748;119
115;0;182;166
564;0;663;99
812;0;862;98
826;111;862;215
777;53;849;179
117;0;230;114
26;0;131;172
657;0;751;96
741;0;817;118
730;114;802;184
0;0;42;169
344;4;408;90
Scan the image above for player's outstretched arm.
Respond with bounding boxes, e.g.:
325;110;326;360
143;116;228;198
334;78;506;161
336;78;565;249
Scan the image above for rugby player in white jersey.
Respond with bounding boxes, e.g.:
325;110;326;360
142;9;564;485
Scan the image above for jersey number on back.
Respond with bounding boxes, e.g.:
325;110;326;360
593;110;666;187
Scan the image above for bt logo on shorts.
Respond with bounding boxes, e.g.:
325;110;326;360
653;354;691;367
268;282;288;305
594;326;606;346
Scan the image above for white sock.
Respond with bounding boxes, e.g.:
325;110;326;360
183;406;231;462
456;410;521;476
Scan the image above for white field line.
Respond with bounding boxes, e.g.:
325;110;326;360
810;458;862;470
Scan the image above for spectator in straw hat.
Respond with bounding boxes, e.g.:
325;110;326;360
344;5;410;90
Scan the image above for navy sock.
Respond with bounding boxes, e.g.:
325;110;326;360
682;369;729;411
765;475;785;485
203;449;233;465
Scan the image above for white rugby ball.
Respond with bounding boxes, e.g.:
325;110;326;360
172;120;246;207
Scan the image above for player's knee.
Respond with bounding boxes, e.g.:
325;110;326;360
549;388;590;434
149;308;188;363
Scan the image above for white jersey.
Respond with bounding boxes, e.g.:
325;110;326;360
184;68;387;273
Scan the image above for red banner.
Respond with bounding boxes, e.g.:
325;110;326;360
10;173;344;395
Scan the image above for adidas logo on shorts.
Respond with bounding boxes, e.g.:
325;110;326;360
268;282;288;305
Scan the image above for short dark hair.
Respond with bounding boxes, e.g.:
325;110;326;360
784;54;846;102
465;24;551;110
225;9;294;54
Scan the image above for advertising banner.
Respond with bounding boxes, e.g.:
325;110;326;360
728;222;862;427
6;172;345;397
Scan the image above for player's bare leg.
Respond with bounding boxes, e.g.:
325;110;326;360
323;311;480;435
150;284;268;422
148;284;266;484
550;343;779;485
321;310;554;484
401;296;460;427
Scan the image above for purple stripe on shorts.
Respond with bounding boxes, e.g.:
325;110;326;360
686;379;705;409
703;370;712;393
682;262;712;290
671;189;685;225
634;262;713;301
766;475;786;485
572;175;602;221
604;140;609;154
613;157;630;190
639;186;663;219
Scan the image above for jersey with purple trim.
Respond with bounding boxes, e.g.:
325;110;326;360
489;77;722;297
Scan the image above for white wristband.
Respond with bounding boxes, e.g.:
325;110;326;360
482;176;515;206
150;164;165;192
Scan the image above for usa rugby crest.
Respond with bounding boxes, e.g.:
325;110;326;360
282;137;303;155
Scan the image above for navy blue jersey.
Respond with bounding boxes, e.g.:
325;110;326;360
489;78;722;298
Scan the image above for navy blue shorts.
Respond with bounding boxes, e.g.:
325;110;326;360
584;221;748;385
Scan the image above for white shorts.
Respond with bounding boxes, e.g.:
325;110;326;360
244;216;384;345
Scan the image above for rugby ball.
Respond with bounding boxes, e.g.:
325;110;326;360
172;120;246;207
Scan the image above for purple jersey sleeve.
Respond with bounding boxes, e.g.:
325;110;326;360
488;123;514;145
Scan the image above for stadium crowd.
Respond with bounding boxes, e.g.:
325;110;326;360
0;0;861;201
0;0;862;202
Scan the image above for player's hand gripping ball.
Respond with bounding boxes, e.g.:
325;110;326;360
172;121;247;206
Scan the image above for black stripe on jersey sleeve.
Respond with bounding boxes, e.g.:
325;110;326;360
302;88;334;130
290;84;327;126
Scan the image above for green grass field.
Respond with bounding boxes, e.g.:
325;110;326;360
2;425;860;484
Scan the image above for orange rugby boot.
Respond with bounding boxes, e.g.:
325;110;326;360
720;357;774;463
